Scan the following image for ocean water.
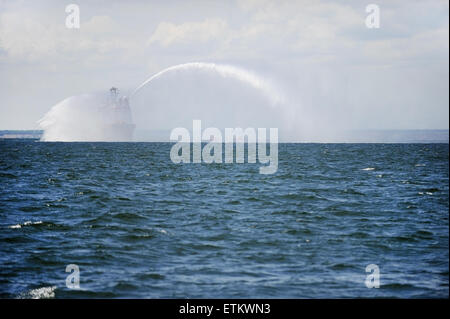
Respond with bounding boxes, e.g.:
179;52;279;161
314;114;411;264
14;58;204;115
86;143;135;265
0;140;448;298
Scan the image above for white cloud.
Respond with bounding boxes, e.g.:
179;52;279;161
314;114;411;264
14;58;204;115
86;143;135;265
362;25;449;63
0;0;447;131
148;18;228;47
0;11;132;61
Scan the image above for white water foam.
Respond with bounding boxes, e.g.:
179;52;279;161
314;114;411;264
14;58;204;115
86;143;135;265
19;286;57;299
8;221;43;229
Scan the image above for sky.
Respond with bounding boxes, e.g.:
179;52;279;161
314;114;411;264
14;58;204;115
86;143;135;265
0;0;448;138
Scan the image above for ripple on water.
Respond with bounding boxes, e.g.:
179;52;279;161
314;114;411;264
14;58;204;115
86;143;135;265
0;141;448;298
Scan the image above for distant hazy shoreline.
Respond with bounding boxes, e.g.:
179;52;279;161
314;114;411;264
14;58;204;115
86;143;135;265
1;129;448;143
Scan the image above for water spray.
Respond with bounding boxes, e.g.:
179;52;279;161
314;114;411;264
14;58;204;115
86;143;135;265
39;62;284;141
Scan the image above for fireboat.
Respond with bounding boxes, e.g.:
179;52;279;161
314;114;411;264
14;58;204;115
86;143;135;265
101;87;135;141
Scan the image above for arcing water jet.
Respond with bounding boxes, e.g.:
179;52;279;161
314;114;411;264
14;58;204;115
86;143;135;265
39;62;284;141
132;62;284;105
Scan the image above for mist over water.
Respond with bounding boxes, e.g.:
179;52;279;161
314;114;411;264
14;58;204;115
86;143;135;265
131;62;289;134
39;92;134;142
38;62;288;142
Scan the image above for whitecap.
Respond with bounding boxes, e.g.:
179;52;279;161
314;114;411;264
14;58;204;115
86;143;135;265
21;286;57;299
362;168;375;171
8;221;43;229
23;221;43;226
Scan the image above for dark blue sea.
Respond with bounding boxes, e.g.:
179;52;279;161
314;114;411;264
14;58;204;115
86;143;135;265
0;140;448;298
